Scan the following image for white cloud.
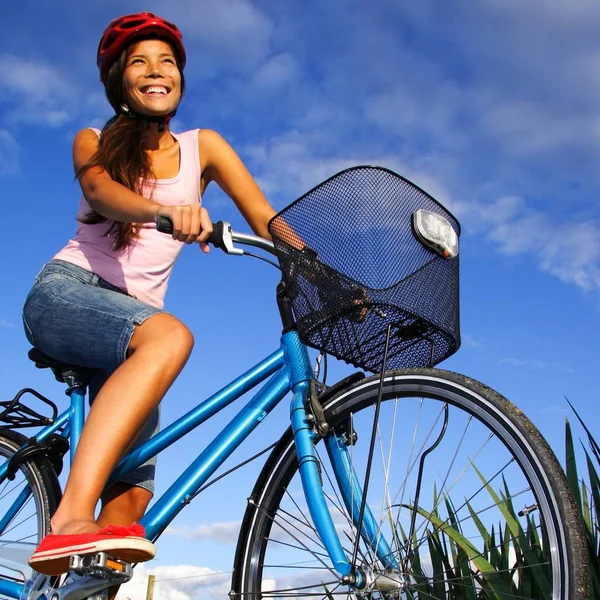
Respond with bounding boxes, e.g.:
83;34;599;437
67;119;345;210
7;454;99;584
537;221;600;289
0;319;16;329
469;196;524;229
0;55;79;127
484;211;600;290
498;358;546;370
251;53;299;91
462;334;484;349
162;0;273;70
364;81;468;155
463;192;600;290
116;564;230;600
244;130;406;204
166;520;240;543
486;213;551;256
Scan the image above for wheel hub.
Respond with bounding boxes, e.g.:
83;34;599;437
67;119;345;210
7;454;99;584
348;567;406;595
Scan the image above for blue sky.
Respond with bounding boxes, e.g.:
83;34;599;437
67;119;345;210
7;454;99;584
1;0;599;597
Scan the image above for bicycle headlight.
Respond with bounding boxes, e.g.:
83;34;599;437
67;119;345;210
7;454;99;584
412;209;459;258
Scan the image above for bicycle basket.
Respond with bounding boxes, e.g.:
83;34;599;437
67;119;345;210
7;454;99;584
268;166;461;373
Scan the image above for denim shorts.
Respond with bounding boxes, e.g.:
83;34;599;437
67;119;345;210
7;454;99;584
22;259;163;493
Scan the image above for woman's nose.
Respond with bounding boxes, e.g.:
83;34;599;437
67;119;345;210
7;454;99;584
145;62;163;77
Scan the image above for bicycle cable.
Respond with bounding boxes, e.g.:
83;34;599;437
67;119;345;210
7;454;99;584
189;441;278;501
241;251;281;271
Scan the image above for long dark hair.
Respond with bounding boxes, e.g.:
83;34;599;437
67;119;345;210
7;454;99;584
77;39;186;250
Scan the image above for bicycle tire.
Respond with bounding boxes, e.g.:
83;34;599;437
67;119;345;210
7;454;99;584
0;429;61;582
232;368;589;600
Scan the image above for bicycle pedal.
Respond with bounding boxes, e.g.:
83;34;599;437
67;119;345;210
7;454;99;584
68;552;132;580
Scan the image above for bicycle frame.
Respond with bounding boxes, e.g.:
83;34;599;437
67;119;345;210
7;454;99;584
0;329;391;598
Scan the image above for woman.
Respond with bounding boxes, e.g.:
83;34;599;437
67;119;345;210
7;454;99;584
24;12;276;575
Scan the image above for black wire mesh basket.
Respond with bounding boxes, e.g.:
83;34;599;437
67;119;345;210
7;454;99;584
268;166;461;373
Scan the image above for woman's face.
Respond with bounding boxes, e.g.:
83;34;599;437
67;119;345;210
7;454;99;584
122;39;182;116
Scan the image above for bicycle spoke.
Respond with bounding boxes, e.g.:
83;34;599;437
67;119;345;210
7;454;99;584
391;401;448;534
272;508;329;554
266;537;330;560
283;488;329;548
2;511;37;539
254;500;339;580
410;441;502;554
0;481;26;502
411;456;521;554
373;401;399;562
258;578;341;597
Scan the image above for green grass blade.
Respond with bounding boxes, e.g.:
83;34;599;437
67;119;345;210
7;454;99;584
472;464;521;538
584;449;600;536
403;503;513;599
428;533;447;599
473;464;551;597
565;418;583;509
456;545;477;600
444;497;460;571
581;481;592;534
566;397;600;466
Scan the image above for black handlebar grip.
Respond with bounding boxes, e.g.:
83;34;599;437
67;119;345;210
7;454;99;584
208;221;225;249
155;216;225;249
156;215;173;234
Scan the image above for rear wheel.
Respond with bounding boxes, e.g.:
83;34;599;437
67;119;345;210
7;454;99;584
0;429;61;585
232;369;588;599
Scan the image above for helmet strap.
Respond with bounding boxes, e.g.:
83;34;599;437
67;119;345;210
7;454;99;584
119;103;175;133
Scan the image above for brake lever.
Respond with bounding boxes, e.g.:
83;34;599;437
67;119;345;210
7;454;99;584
155;218;244;256
210;221;244;255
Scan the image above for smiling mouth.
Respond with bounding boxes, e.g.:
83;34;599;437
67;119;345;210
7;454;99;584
141;86;170;95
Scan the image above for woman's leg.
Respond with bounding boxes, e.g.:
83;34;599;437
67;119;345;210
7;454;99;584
97;483;153;528
98;483;154;600
49;312;193;535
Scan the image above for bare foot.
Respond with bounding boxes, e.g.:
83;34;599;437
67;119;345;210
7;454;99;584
50;519;100;536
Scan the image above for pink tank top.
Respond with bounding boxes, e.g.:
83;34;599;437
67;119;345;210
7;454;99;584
54;128;201;309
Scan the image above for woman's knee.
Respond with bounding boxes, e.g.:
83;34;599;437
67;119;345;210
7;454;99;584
128;313;194;359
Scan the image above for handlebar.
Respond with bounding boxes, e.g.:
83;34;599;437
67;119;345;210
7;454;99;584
155;216;276;256
155;216;387;320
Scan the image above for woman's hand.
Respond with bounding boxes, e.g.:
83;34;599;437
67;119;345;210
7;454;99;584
156;204;213;253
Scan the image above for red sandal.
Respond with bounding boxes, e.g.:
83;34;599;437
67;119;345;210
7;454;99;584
28;523;155;575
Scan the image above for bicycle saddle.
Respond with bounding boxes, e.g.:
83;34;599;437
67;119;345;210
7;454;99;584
28;348;95;387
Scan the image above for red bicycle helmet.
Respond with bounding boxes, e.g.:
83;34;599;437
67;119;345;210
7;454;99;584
97;12;186;83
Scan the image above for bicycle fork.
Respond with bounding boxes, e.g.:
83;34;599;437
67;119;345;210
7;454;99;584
289;385;401;590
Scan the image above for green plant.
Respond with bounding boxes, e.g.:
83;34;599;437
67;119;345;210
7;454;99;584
394;400;599;599
401;480;551;599
565;399;600;599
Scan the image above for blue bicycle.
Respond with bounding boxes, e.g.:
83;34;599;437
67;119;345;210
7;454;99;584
0;167;588;599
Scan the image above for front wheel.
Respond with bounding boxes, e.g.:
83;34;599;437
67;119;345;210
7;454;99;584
232;368;588;599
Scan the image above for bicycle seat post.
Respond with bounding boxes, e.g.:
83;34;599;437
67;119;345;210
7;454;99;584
28;348;93;462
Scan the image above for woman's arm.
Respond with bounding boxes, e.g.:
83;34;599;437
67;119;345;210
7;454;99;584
199;129;276;239
73;128;211;245
73;128;158;224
